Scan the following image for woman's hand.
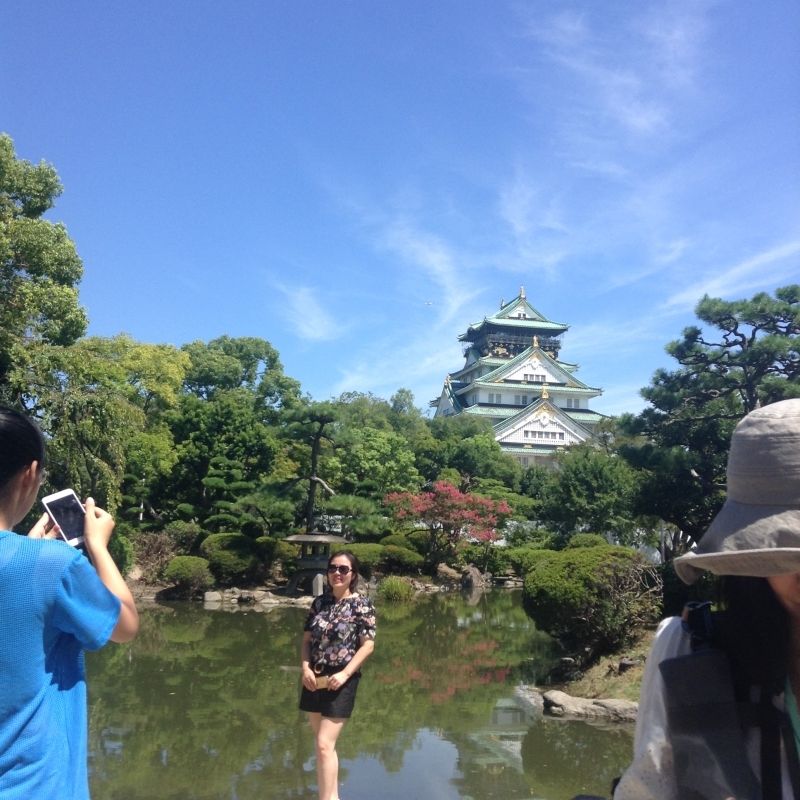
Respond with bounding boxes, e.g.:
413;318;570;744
28;512;59;539
327;670;350;691
83;497;115;552
302;665;318;691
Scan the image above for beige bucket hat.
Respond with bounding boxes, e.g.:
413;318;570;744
673;398;800;585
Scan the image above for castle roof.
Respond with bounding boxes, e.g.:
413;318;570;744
459;288;568;342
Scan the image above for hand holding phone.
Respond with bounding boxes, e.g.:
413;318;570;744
42;489;87;554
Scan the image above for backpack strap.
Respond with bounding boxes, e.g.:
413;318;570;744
681;602;798;798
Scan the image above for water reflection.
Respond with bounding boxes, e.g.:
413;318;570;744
87;592;632;799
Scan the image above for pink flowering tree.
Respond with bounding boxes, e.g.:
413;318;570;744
384;480;512;571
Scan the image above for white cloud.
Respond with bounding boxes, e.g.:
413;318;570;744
664;240;800;309
273;284;343;343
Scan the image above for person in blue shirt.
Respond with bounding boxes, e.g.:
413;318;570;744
0;407;139;798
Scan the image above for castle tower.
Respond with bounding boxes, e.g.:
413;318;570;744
431;288;604;466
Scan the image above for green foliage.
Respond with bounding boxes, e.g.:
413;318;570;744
253;536;277;563
379;533;411;549
380;544;424;574
458;542;513;575
333;543;384;579
271;538;299;576
163;520;205;554
0;135;86;396
163;556;214;597
200;533;260;586
404;529;429;555
620;286;800;553
543;445;639;546
505;546;558;577
566;533;607;549
522;546;661;663
333;426;421;499
108;532;135;576
377;575;415;602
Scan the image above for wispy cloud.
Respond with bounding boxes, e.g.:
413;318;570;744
272;284;343;342
523;3;709;138
664;240;800;309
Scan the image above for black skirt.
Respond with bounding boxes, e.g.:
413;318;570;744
299;664;362;719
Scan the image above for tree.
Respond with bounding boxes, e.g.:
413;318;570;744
655;286;800;415
283;401;339;532
333;426;421;499
620;286;800;553
385;481;512;570
0;134;86;400
541;445;640;547
182;335;300;416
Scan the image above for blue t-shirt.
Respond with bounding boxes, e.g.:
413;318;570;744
0;530;121;799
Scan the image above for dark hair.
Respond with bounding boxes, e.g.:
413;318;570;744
716;575;788;697
328;550;360;592
0;407;46;493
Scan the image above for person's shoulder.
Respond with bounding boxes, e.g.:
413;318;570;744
650;616;691;662
350;593;375;609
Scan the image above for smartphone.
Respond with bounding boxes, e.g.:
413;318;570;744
42;489;87;554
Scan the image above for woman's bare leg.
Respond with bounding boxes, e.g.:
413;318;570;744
308;714;346;800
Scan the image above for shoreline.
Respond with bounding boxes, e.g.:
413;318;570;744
128;577;646;721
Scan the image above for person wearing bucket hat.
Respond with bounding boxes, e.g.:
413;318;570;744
614;399;800;800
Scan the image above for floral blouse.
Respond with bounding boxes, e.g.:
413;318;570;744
304;593;376;670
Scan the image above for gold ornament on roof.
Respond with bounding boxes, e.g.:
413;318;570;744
541;383;549;400
532;335;539;348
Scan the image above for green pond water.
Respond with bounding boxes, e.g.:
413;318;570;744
86;591;633;800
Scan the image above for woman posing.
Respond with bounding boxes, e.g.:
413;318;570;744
300;551;376;800
615;398;800;799
0;407;139;798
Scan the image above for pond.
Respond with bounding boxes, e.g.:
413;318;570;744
86;591;633;800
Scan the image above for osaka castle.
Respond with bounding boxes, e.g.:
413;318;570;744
431;287;604;467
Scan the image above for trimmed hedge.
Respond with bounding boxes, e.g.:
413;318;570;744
332;543;384;579
522;545;661;662
380;544;424;574
163;556;214;597
506;546;558;577
200;533;260;586
566;533;607;549
379;533;411;549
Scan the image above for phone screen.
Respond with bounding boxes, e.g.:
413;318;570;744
44;494;85;541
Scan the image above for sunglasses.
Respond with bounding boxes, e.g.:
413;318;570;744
327;565;352;576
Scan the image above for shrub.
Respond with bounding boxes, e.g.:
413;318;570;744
163;556;214;597
164;520;205;555
200;533;260;586
134;531;178;583
109;532;135;576
377;575;415;602
566;533;607;549
405;529;429;556
272;539;298;575
506;546;558;577
458;542;514;575
333;543;384;579
253;536;277;563
380;544;424;574
522;545;661;664
379;533;410;549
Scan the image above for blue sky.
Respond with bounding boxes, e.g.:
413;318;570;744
3;1;799;416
